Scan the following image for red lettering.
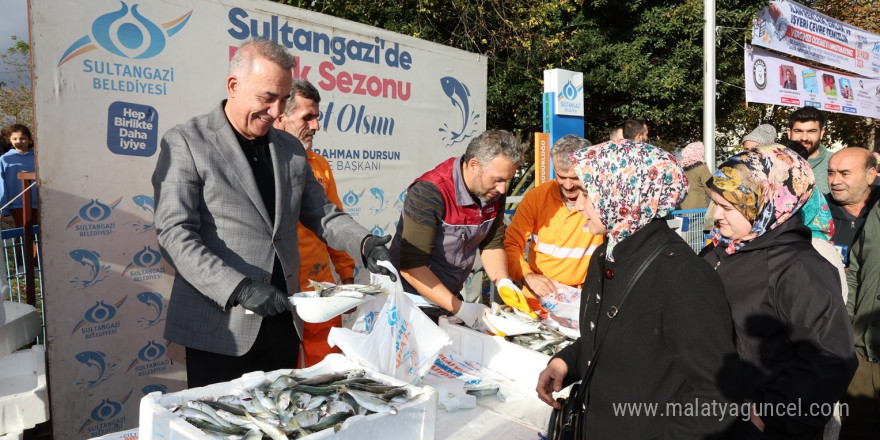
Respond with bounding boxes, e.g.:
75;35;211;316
318;61;335;91
353;74;367;96
337;71;352;93
316;61;411;101
367;76;382;97
292;56;311;80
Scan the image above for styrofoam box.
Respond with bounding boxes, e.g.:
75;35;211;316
438;316;551;387
139;353;437;440
0;346;49;435
438;316;562;431
0;302;41;357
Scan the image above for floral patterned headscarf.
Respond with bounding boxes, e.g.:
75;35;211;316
707;144;815;254
800;189;834;240
571;140;688;262
679;141;705;169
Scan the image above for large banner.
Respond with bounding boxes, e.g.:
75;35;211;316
745;45;880;118
751;0;880;78
30;0;486;437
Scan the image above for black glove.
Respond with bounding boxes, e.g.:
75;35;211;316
361;235;397;281
233;279;291;317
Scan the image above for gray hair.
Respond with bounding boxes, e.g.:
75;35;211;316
462;130;523;167
229;39;295;79
286;79;321;114
551;135;591;169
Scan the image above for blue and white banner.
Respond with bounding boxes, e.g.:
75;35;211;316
745;45;880;118
751;0;880;78
30;0;486;436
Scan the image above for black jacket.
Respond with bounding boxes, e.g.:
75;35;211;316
702;214;857;439
554;220;739;440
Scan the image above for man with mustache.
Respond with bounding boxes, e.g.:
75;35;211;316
825;147;879;263
274;79;357;367
503;135;603;314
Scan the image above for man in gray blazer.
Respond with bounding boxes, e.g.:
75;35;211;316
152;39;394;387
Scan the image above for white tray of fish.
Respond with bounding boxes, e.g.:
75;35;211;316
140;353;437;440
290;283;385;324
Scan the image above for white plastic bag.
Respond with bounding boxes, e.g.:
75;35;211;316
328;261;451;384
538;281;581;331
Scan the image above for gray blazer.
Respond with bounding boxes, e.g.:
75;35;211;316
152;101;369;356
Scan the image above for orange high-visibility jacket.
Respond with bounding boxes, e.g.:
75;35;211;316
504;179;603;295
297;150;356;290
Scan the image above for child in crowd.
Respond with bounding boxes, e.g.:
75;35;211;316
0;124;38;228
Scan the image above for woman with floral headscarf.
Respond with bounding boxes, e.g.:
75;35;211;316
701;145;856;439
678;141;713;210
537;140;739;439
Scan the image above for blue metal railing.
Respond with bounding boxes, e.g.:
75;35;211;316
2;225;44;345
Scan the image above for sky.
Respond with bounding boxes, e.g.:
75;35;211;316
0;0;31;87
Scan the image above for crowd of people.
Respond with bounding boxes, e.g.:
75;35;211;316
144;38;878;439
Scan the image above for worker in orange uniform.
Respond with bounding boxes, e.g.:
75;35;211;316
503;135;604;312
275;79;356;367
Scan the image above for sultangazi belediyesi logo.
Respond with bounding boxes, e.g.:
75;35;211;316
58;2;192;66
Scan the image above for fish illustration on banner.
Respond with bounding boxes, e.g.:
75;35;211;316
131;195;155;232
75;350;117;389
136;291;165;328
439;76;480;147
69;249;112;289
369;187;389;214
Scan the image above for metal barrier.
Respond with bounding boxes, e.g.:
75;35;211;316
668;209;709;254
2;225;44;345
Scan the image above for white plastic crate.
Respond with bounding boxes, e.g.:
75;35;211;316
139;353;437;440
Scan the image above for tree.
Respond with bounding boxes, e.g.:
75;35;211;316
0;35;32;126
289;0;768;154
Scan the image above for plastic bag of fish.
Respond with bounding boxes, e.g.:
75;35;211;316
140;354;438;440
536;281;581;332
290;282;386;324
457;304;576;356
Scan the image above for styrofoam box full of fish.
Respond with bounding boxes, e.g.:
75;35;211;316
138;353;437;440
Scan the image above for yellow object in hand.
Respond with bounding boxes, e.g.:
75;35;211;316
497;279;537;319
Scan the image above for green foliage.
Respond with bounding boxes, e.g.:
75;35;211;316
288;0;771;153
0;35;33;126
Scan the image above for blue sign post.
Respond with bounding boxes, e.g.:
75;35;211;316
542;69;584;178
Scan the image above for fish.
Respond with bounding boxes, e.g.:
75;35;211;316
179;369;421;438
69;249;109;287
132;194;154;213
298;369;365;386
370;188;385;214
345;389;399;414
75;351;107;386
293;409;320;429
136;291;164;328
185;401;233;428
243;428;263;440
131;195;156;232
244;411;289;440
441;76;471;140
185;418;249;437
308;407;354;431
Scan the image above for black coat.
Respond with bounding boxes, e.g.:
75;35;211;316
554;220;740;440
702;214;857;439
